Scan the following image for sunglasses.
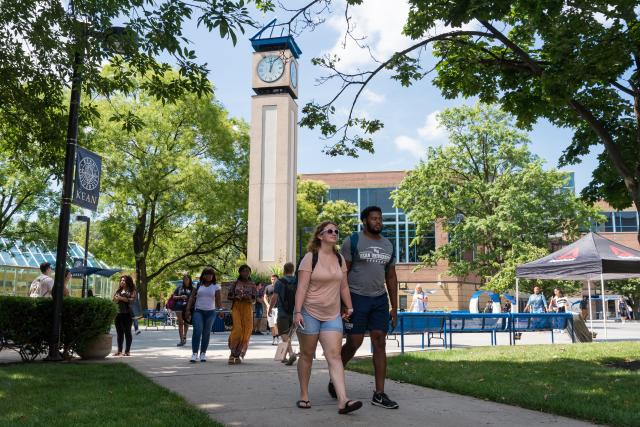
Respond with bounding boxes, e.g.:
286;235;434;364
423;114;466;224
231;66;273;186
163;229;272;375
321;228;339;236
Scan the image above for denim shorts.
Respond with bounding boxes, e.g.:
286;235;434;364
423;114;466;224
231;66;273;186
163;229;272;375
298;307;343;335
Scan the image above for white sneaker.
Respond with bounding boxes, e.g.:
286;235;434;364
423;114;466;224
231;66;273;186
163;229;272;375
190;353;198;363
200;353;207;362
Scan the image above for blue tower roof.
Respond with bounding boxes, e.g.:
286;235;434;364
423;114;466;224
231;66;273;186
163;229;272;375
250;19;302;58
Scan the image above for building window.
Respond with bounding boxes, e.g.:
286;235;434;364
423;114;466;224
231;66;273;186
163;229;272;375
327;188;358;205
614;211;639;233
407;222;436;263
360;188;395;213
399;295;407;311
591;212;614;232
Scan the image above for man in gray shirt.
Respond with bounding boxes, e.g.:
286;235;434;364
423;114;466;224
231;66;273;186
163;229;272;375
329;206;399;409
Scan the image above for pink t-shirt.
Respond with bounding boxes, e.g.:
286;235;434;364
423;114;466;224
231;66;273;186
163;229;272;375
298;251;347;321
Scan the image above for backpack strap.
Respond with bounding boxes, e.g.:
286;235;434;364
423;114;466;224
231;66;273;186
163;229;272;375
350;232;359;262
311;251;342;271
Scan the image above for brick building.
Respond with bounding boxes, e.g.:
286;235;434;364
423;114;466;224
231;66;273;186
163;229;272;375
301;171;640;311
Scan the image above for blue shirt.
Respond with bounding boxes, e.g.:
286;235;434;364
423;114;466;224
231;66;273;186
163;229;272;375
527;293;547;313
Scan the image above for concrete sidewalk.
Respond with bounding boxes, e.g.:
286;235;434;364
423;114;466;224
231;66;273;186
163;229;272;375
118;329;596;427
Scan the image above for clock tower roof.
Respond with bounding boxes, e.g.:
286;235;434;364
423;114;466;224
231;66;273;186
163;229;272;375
250;19;302;58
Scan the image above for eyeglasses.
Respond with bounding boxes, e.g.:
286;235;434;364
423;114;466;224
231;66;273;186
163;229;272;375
321;229;339;236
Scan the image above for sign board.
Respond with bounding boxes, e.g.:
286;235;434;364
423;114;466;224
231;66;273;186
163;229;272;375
73;146;102;211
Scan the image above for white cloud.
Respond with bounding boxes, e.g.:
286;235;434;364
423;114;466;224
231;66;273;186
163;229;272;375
325;0;413;71
361;88;385;104
394;135;425;158
417;111;448;146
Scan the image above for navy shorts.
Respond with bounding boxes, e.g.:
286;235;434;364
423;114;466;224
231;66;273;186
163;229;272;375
346;292;390;334
254;302;263;318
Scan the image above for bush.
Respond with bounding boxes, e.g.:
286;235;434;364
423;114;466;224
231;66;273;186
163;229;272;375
0;296;117;361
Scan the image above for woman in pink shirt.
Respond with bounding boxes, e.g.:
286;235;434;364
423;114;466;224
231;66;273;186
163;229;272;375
294;221;361;414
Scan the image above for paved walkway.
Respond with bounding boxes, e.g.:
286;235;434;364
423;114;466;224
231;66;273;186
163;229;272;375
114;327;601;427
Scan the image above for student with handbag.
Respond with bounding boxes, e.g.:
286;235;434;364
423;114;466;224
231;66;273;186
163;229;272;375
294;221;361;414
185;267;221;363
173;274;194;346
227;264;257;364
112;275;137;357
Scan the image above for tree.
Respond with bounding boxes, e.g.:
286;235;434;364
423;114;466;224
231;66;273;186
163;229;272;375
0;155;56;240
392;104;600;293
296;178;358;257
85;70;249;308
292;1;640;244
0;0;273;172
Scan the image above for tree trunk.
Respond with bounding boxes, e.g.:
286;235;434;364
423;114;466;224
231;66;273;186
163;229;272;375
135;257;148;310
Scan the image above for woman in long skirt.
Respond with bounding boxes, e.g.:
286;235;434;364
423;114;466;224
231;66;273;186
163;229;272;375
227;264;257;364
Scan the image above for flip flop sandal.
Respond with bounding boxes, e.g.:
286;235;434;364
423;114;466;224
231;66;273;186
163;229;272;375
338;400;362;415
296;400;311;409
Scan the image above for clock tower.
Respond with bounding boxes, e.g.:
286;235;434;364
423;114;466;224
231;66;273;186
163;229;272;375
247;21;301;273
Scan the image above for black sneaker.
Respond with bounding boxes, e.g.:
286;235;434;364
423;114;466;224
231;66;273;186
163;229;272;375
328;382;337;399
371;392;399;409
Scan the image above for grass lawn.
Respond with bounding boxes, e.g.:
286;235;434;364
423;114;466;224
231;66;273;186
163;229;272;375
0;362;222;427
348;342;640;427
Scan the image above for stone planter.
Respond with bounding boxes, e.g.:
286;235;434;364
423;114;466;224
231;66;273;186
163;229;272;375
77;333;113;360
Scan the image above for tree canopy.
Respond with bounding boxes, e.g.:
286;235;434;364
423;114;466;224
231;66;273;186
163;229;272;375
85;69;249;307
392;104;600;293
0;0;273;172
297;178;358;257
292;0;640;243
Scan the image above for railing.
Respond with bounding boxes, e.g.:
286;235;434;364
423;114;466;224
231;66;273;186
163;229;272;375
394;312;575;353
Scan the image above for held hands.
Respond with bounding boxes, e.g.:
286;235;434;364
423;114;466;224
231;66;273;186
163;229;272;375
341;307;354;321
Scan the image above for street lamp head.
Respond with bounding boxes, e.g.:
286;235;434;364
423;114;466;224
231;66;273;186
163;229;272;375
76;215;90;222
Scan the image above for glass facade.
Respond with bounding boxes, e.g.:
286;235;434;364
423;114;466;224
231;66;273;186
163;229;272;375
0;238;117;298
590;211;639;233
327;188;436;263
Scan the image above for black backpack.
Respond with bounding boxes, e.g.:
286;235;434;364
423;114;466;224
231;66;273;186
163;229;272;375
280;251;343;315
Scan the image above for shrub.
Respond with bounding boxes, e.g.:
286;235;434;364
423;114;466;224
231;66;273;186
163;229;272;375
0;296;117;361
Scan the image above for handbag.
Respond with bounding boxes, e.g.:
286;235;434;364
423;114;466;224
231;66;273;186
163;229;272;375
129;294;143;319
274;325;296;362
166;294;176;310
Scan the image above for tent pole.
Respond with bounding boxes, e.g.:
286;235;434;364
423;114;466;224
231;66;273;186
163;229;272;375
601;273;607;340
515;278;519;313
587;280;593;332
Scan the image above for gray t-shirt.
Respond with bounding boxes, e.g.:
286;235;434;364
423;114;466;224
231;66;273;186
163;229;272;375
340;232;395;297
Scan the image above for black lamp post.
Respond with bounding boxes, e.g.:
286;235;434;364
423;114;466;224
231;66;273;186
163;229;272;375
76;215;91;297
47;23;129;361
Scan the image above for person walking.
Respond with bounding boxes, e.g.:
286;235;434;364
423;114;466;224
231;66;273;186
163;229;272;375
112;275;137;356
266;274;279;345
185;267;221;363
409;285;427;312
270;262;297;365
580;296;589;320
174;274;195;346
549;288;568;313
29;262;54;298
337;206;399;410
253;282;265;335
294;220;361;414
524;286;547;313
619;296;629;323
227;265;257;364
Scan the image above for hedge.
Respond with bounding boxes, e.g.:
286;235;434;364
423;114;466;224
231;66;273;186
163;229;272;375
0;296;117;361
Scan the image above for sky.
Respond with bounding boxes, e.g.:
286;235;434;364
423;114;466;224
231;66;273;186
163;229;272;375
175;0;602;192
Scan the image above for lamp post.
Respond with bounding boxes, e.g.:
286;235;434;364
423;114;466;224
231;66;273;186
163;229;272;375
47;22;129;361
76;215;90;297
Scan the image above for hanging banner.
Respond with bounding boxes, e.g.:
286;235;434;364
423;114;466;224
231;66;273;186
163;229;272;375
73;146;102;212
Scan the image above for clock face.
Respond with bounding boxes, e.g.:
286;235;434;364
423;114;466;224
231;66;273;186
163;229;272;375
257;55;285;83
290;61;298;88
